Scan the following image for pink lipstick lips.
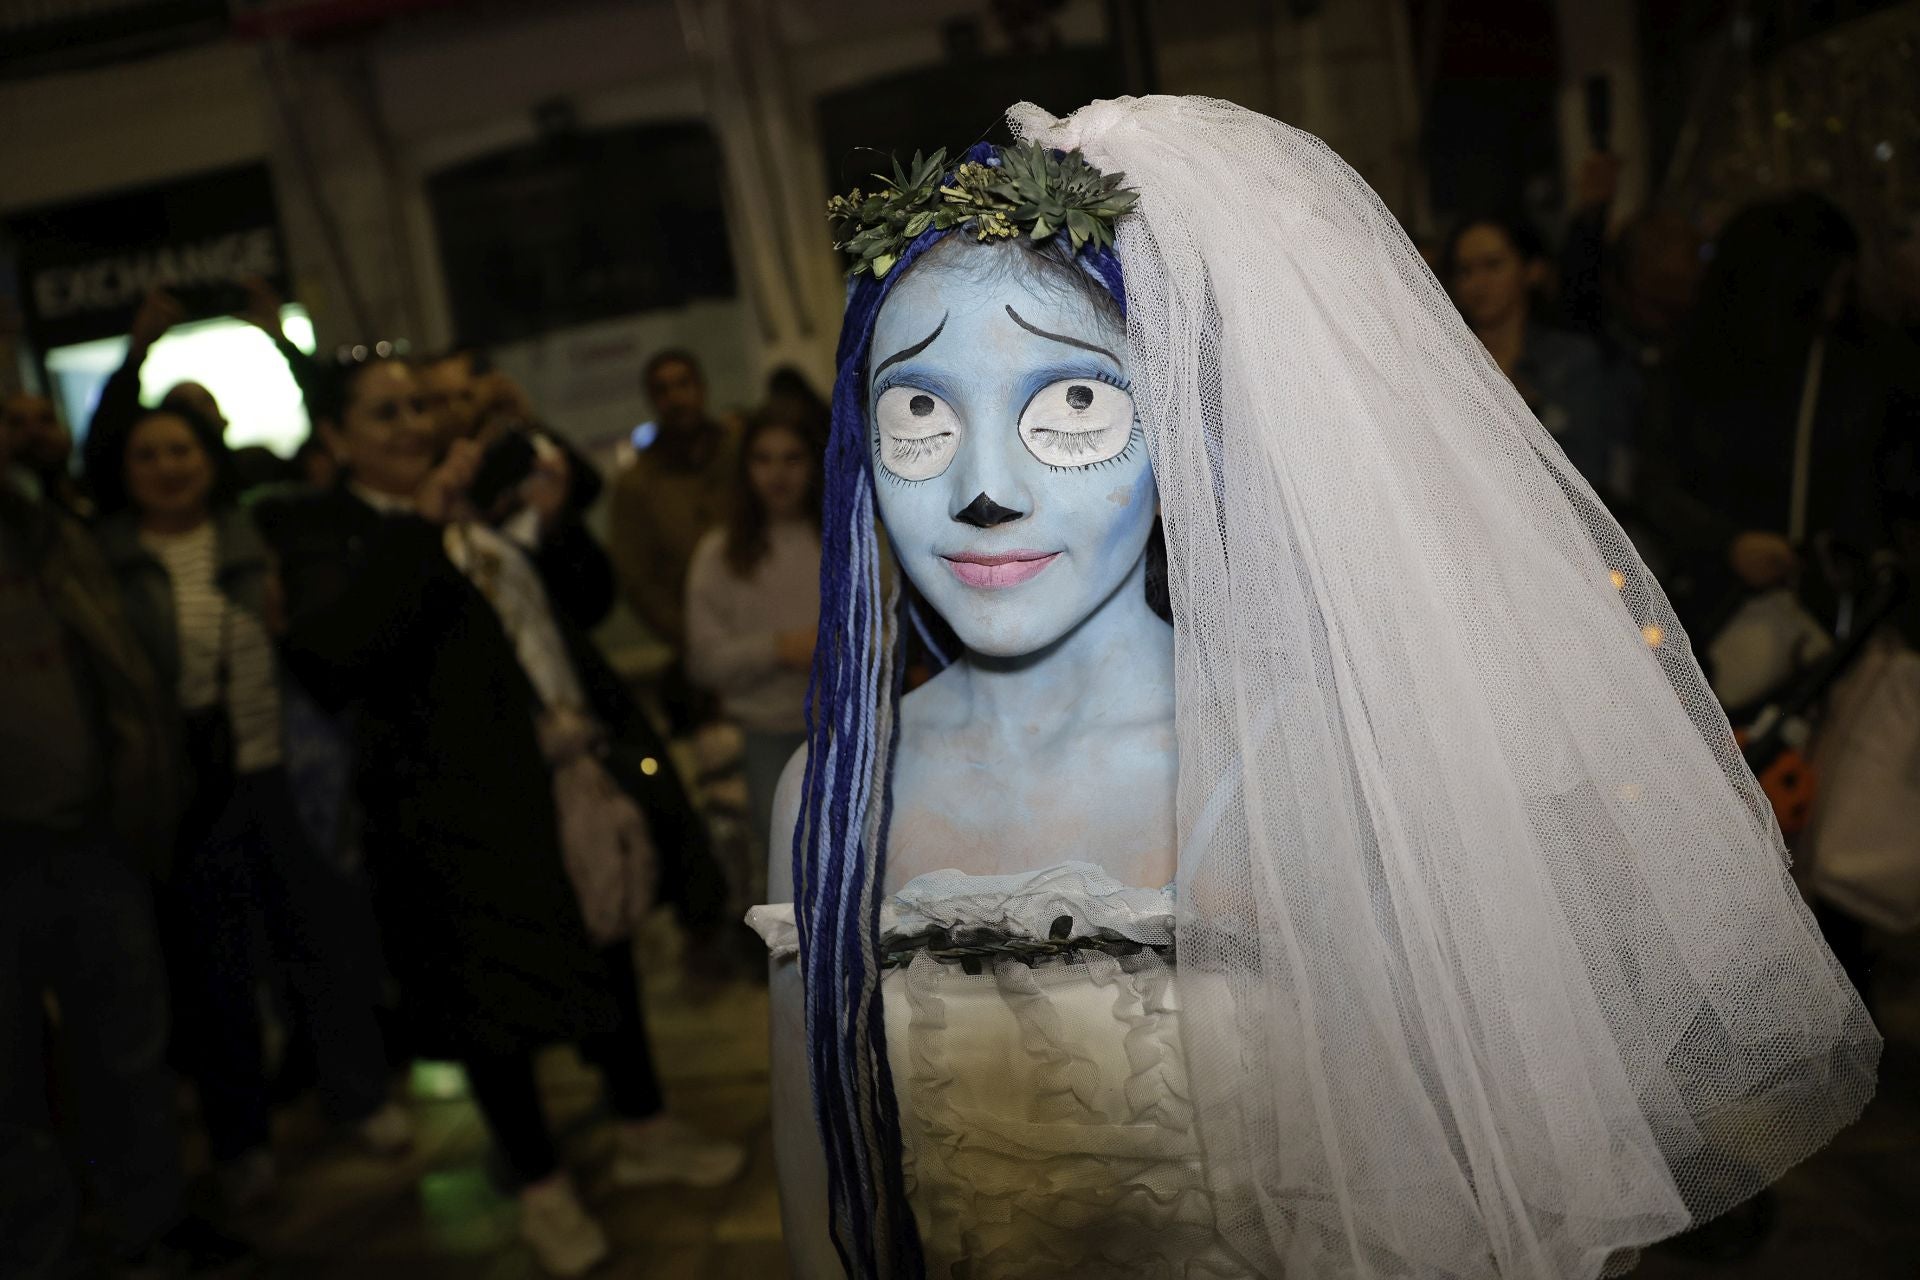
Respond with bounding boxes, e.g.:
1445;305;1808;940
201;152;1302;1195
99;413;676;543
942;549;1060;589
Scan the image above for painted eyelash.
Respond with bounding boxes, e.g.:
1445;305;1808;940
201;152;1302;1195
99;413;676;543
1023;373;1139;472
870;373;1136;479
887;435;950;464
870;382;951;485
1030;427;1114;459
1041;424;1145;474
871;427;939;485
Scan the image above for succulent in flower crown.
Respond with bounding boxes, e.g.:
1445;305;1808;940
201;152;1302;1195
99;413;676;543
826;141;1139;279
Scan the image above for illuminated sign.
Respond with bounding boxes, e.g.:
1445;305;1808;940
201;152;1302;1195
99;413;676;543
33;229;280;321
5;163;292;351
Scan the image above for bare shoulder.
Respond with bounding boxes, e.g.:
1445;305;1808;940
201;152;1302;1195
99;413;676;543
770;663;975;900
769;671;954;902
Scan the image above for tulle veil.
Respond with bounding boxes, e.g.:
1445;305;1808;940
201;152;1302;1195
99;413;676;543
999;95;1879;1278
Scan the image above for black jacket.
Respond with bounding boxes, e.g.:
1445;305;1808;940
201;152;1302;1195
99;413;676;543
0;491;182;870
1641;319;1919;632
253;485;714;1055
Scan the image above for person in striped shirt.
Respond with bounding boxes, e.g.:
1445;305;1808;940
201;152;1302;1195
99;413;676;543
93;404;408;1211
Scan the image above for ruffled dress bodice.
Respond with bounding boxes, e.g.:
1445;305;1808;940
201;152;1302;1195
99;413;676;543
751;862;1254;1279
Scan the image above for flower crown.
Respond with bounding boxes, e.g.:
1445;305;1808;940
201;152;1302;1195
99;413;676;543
826;141;1138;279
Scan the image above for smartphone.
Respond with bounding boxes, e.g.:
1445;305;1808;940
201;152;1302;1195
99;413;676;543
467;430;538;510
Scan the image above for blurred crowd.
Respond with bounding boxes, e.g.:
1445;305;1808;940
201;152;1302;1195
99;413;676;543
3;160;1918;1278
1;276;828;1278
1440;160;1920;632
1436;166;1920;1007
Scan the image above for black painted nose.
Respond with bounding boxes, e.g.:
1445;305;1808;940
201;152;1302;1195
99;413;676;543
955;492;1025;528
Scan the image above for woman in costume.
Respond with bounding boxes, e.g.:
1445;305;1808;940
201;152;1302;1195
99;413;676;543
753;96;1878;1279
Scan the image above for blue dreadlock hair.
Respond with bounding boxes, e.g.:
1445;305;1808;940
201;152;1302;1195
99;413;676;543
794;141;1128;1278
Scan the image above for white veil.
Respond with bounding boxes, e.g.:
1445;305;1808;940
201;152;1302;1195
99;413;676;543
1010;96;1878;1278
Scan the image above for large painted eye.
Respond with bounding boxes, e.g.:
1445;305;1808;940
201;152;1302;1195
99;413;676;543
874;385;961;481
1017;378;1135;468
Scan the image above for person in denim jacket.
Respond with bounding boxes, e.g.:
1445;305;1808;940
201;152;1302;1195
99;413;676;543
1445;215;1637;498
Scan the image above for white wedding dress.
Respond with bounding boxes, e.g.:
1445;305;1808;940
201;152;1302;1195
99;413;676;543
751;863;1255;1279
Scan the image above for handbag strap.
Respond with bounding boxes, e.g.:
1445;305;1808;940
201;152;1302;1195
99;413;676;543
211;593;233;702
1787;333;1826;545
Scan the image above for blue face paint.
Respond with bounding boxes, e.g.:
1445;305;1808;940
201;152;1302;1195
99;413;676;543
790;208;1139;1279
867;245;1158;658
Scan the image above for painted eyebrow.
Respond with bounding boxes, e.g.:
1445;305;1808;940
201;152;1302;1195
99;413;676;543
873;314;948;379
1004;305;1119;363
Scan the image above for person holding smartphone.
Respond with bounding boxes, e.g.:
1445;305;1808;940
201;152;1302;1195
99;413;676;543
256;355;741;1277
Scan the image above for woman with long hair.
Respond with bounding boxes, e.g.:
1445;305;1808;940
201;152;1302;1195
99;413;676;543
685;403;824;880
93;404;404;1210
754;100;1875;1279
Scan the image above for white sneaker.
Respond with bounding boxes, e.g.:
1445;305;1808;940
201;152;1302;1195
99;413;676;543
356;1101;415;1156
610;1116;746;1189
518;1178;610;1277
